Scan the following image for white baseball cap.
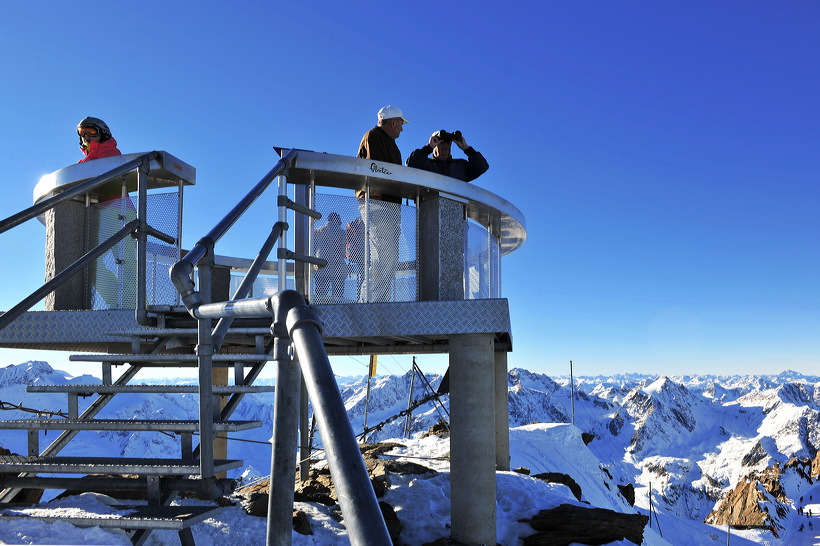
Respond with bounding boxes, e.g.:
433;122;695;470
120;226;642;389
377;105;409;123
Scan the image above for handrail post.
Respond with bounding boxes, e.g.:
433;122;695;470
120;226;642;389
266;321;300;546
135;162;151;325
277;291;392;545
196;240;216;479
277;171;289;294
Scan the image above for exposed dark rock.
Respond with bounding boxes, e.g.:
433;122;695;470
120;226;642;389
293;510;312;535
514;467;531;475
581;432;595;445
618;483;636;506
520;503;648;545
608;410;625;436
380;501;402;543
741;441;768;467
532;472;582;501
420;421;451;439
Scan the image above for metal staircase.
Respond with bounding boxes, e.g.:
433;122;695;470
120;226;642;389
0;324;276;546
0;152;280;544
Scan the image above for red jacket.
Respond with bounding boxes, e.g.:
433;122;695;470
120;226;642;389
79;138;122;163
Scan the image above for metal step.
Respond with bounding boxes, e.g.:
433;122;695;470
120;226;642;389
0;419;262;432
0;475;235;497
27;384;275;394
0;456;243;475
69;353;271;366
0;502;222;531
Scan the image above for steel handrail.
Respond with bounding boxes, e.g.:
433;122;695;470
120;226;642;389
0;151;178;331
0;219;142;331
170;149;299;313
0;152;159;235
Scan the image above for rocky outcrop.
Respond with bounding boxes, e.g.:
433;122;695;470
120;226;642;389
618;483;636;506
532;472;582;502
703;464;788;530
520;503;648;546
234;441;432;543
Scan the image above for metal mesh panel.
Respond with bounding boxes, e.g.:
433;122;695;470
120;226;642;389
311;194;417;303
466;219;501;299
145;192;181;307
87;193;180;310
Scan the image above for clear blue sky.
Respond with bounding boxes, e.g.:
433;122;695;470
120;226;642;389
0;2;817;379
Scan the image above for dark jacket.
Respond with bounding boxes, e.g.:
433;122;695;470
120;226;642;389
356;126;403;202
405;145;489;182
357;126;401;165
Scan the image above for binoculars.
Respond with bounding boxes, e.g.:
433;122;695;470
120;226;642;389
437;130;462;142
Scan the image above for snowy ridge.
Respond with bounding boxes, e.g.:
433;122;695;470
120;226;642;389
1;361;819;544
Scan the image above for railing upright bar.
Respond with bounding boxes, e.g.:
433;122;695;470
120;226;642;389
135;163;149;323
277;173;288;294
196;250;216;479
211;222;287;349
183;150;298;270
0;152;158;235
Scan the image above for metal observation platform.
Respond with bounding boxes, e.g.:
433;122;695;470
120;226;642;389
0;148;526;546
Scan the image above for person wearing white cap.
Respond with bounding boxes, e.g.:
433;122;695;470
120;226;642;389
356;105;409;170
354;105;410;302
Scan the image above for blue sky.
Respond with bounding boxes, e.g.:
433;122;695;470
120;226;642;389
0;2;817;379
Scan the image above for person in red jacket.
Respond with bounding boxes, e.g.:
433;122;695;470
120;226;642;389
77;117;122;163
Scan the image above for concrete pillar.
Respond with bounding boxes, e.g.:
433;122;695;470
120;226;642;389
494;350;510;471
44;200;87;310
419;196;465;301
449;333;496;546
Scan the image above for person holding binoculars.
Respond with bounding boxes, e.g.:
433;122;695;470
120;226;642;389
406;129;489;182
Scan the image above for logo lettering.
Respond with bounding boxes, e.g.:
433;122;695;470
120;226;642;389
370;163;392;175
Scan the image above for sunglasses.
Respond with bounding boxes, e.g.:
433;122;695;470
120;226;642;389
78;126;100;137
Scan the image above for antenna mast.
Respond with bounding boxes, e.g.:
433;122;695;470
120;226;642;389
570;360;575;426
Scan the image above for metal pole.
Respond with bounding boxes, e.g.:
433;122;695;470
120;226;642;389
299;377;310;482
266;342;300;546
277;172;288;293
403;361;417;438
136;165;149;313
570;360;575;426
364;375;372;438
197;249;215;479
286;302;391;545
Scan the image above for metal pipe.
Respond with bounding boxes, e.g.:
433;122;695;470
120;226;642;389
277;173;288;294
193;296;272;320
283;294;391;546
266;346;300;546
135;164;151;326
178;150;298;272
0;219;140;331
171;150;298;316
0;477;235;499
211;222;286;349
0;152;158;234
197;252;215;479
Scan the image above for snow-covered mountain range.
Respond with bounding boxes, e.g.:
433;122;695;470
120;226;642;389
1;360;819;543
